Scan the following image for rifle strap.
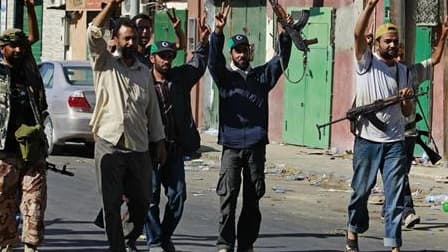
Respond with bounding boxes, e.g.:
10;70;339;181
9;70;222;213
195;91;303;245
364;112;387;132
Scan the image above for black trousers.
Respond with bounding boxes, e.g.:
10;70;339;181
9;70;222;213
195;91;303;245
94;137;152;252
216;144;266;251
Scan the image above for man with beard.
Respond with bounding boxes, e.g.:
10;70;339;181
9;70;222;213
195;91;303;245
140;15;210;252
378;17;448;229
346;0;414;252
0;1;48;251
131;11;186;68
208;2;292;252
87;1;165;251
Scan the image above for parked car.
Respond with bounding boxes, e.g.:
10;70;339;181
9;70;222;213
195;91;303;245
38;60;95;153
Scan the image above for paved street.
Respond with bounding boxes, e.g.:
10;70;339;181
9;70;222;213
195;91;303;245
16;135;448;252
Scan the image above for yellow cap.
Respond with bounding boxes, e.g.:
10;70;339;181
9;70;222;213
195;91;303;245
375;23;398;40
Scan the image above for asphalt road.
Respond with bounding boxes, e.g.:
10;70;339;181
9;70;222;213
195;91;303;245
21;145;448;252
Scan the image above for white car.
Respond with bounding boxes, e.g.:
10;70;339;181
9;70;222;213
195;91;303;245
38;60;95;153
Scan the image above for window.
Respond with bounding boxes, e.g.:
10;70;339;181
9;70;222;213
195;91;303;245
39;63;54;88
63;66;93;86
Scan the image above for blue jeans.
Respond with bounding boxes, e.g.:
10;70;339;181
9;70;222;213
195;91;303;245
143;149;186;247
348;137;406;248
381;136;416;219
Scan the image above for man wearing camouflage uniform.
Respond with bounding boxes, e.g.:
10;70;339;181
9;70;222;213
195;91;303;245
0;1;48;251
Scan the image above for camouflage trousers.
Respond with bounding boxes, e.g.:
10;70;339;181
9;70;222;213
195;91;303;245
0;153;47;247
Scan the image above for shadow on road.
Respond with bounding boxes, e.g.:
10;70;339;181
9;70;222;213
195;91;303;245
199;144;220;153
51;144;94;159
276;251;445;252
410;222;448;231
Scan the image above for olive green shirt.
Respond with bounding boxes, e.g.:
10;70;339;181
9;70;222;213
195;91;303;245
87;24;165;152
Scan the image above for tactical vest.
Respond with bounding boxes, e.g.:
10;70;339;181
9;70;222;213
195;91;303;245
0;63;11;150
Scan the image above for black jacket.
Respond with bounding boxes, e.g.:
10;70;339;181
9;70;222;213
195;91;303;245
208;31;292;148
151;42;209;154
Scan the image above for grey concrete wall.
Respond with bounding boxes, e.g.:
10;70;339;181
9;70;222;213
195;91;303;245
41;0;66;60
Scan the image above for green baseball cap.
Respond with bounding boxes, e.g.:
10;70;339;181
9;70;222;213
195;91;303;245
149;41;177;55
0;28;27;46
228;34;249;51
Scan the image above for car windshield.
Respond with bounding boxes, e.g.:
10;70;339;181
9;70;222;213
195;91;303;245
63;66;93;86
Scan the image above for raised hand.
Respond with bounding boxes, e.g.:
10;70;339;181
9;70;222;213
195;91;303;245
442;16;448;34
167;8;181;31
24;0;35;7
367;0;380;6
199;10;211;43
215;1;230;33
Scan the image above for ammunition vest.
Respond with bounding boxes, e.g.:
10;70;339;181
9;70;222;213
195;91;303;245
0;62;44;151
0;63;11;150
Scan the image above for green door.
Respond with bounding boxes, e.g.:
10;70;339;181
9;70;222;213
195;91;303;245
283;7;333;148
414;26;432;156
153;9;187;66
208;1;266;129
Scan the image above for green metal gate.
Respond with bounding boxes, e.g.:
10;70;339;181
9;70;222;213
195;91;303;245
153;9;187;66
283;7;333;148
413;26;432;156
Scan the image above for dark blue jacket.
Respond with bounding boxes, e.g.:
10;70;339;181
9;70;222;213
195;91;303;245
150;42;209;154
208;32;292;148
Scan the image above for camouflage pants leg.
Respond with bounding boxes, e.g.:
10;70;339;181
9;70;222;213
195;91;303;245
20;162;47;246
0;156;21;247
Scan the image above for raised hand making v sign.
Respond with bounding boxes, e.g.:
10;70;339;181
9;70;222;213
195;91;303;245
215;1;230;34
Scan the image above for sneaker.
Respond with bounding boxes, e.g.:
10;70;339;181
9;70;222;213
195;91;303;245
404;213;420;228
218;249;230;252
161;240;176;252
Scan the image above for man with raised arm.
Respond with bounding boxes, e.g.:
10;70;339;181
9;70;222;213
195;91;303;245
208;2;292;252
87;1;165;251
140;15;210;252
132;9;186;68
347;0;414;251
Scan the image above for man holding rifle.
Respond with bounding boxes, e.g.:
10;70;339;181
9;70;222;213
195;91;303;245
347;0;414;251
0;1;49;251
381;17;448;229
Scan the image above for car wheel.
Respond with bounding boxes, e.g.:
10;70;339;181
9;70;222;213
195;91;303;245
43;116;54;154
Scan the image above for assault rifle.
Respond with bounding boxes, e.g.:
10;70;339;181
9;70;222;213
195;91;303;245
416;130;441;165
46;162;74;176
268;0;318;52
413;113;441;165
316;92;427;140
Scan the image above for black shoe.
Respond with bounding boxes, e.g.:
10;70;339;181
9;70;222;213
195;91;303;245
126;240;139;252
161;240;176;252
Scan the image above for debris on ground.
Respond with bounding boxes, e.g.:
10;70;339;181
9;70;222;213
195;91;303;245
285;174;306;181
425;194;448;204
272;186;286;193
307;173;351;191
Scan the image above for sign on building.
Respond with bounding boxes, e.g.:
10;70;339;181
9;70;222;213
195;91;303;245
66;0;102;10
